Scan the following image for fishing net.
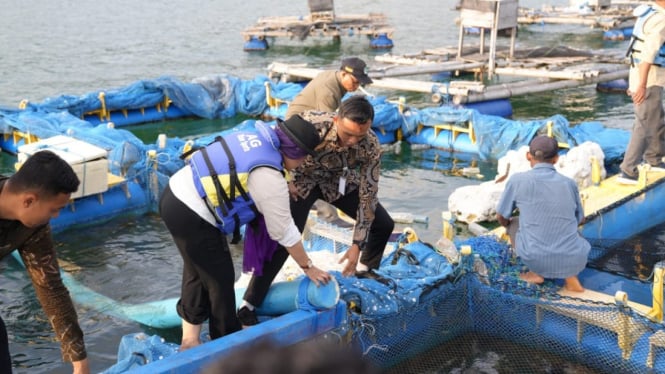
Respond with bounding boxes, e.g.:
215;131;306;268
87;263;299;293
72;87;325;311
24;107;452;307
302;223;665;374
98;215;665;373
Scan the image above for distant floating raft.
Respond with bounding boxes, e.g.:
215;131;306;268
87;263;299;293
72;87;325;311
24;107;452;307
517;2;637;30
241;0;394;50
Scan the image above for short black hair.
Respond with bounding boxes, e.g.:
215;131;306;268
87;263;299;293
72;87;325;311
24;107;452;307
338;95;374;125
9;150;80;197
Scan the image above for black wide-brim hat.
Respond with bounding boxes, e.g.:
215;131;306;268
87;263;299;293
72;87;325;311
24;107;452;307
277;115;321;156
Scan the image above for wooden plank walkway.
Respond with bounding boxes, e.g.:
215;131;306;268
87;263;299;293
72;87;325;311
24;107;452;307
581;168;665;218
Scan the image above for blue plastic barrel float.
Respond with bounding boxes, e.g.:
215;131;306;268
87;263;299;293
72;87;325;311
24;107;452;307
50;181;150;233
84;105;189;127
464;98;513;118
236;276;340;315
370;33;394;49
408;127;478;154
0;135;24;155
374;128;398;144
244;35;269;51
603;27;632;41
596;79;628;94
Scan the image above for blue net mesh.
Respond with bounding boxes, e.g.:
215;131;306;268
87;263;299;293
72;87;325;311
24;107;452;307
99;218;665;373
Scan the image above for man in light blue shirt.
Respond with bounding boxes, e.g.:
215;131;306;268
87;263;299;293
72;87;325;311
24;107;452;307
496;136;590;292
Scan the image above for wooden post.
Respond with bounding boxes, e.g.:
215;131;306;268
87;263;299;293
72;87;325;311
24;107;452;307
488;1;500;79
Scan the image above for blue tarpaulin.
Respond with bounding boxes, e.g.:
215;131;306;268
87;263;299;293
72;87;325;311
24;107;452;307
1;74;630;167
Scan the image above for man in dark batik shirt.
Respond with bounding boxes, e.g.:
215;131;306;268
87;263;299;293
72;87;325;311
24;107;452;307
243;96;394;310
0;150;89;374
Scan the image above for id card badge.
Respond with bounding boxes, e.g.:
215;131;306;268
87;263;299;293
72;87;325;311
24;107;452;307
338;176;347;195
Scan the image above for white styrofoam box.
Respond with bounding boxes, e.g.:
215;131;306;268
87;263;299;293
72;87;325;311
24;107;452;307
18;135;110;199
18;135;107;163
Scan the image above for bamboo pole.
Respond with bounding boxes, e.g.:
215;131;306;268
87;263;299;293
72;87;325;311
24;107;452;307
454;69;628;104
367;77;483;96
268;63;331;81
494;66;600;80
370;62;486;78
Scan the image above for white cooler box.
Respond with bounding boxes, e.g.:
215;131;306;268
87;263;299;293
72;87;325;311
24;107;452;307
18;135;110;199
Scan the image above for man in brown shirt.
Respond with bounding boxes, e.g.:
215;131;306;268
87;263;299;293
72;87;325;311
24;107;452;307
0;150;89;373
285;57;372;119
242;96;394;311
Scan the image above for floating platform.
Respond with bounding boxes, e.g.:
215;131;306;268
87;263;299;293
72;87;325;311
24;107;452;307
268;44;629;106
241;0;394;50
517;2;638;30
580;166;665;242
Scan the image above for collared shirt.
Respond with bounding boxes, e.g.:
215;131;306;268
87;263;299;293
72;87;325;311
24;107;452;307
630;3;665;89
291;111;382;246
0;178;86;363
285;70;346;118
495;163;590;278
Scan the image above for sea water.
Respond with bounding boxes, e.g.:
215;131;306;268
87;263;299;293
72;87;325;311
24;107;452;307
0;0;661;372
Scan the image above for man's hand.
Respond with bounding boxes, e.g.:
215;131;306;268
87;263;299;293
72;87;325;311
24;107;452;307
287;182;301;201
72;358;90;374
338;244;361;277
496;213;511;228
629;85;647;105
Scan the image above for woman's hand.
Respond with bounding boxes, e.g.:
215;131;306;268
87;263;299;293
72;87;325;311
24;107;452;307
305;266;332;286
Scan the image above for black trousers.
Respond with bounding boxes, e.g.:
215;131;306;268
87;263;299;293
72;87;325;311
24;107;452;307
159;185;241;339
243;186;394;307
0;317;12;373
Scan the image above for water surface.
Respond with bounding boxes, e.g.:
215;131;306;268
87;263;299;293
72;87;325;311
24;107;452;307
1;1;656;373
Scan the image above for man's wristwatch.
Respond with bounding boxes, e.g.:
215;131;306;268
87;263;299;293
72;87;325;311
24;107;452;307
300;258;313;271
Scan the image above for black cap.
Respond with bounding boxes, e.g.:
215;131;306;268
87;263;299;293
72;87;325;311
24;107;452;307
277;115;321;156
340;57;373;85
529;135;559;159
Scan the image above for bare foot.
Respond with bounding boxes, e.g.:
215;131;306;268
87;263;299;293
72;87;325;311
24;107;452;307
179;339;201;352
519;271;544;284
563;276;584;293
180;320;201;352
